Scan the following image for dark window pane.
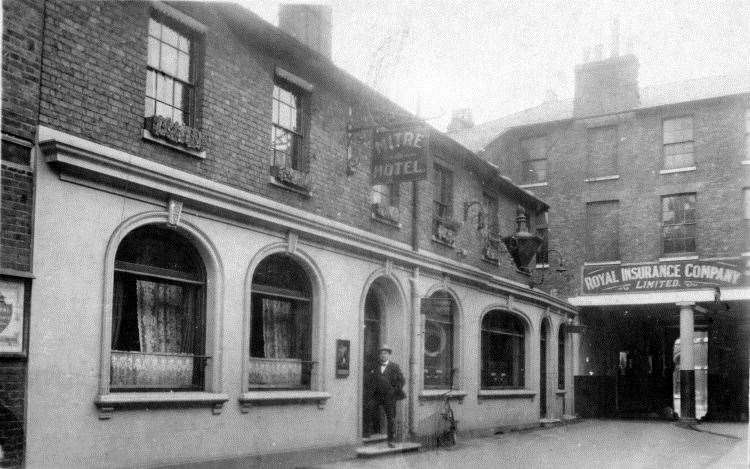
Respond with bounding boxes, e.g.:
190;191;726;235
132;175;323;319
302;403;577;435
249;254;313;390
1;140;31;165
422;292;455;388
587;126;618;177
662;194;696;254
112;225;206;391
481;311;525;389
585;201;620;261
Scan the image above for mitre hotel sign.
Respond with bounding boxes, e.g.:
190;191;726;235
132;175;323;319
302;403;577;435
582;258;747;295
371;127;430;184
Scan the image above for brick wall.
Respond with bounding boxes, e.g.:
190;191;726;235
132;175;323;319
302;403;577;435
2;0;43;141
0;1;40;466
36;0;532;283
0;159;33;272
488;96;749;296
0;361;25;467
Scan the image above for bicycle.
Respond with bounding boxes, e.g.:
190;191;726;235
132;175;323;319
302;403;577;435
435;368;458;447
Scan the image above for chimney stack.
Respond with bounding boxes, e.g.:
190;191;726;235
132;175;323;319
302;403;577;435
574;54;640;117
447;108;474;132
279;4;333;58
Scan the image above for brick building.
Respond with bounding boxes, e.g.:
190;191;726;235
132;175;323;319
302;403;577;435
0;1;578;466
450;54;750;422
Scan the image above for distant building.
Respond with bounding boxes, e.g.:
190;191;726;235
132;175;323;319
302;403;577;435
1;1;578;466
451;54;750;422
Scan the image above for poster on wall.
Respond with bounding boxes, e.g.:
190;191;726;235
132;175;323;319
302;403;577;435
336;339;350;378
0;279;25;355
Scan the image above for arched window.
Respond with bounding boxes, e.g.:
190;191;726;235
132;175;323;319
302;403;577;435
558;326;565;390
111;225;206;391
249;254;313;390
422;290;456;389
481;311;526;389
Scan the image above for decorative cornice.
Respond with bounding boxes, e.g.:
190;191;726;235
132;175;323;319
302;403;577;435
37;125;576;313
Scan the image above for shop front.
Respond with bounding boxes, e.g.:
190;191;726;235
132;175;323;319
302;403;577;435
571;258;750;422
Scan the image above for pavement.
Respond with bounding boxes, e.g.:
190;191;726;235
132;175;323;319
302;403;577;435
313;420;748;469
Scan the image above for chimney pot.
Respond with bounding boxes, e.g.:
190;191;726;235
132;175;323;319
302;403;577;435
447;108;474;132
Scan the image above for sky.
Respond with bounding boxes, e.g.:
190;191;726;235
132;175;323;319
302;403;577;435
233;0;749;130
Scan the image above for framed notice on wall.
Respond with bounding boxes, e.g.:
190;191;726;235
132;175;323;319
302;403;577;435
336;339;350;378
0;278;28;355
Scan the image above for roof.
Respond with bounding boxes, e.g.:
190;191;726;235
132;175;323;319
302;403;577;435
450;72;750;152
197;2;548;210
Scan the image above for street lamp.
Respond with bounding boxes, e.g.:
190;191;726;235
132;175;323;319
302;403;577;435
529;248;567;289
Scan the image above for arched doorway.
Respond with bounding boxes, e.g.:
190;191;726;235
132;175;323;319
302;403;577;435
540;318;550;418
361;276;405;438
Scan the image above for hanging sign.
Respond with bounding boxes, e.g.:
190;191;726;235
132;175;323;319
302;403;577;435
581;257;747;295
371;127;430;184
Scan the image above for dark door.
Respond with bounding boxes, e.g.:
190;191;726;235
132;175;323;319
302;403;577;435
540;321;548;418
362;290;381;436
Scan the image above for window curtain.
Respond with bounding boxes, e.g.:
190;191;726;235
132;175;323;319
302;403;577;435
111;278;126;349
136;280;194;354
262;298;293;358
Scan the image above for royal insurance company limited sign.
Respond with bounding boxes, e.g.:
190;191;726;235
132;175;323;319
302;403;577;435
581;258;747;295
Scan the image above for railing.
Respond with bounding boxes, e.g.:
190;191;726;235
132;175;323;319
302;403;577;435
110;350;208;391
247;357;315;390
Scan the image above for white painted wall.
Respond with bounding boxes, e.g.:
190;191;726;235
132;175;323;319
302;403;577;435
27;157;573;468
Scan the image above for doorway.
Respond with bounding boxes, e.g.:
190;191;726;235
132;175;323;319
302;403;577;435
540;319;549;418
362;288;381;436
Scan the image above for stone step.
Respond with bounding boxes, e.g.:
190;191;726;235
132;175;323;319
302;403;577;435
539;418;562;428
362;434;388;445
355;442;421;458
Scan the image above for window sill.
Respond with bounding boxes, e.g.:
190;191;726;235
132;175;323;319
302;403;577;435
584;175;620;182
555;390;566;395
95;392;229;419
418;390;467;401
371;213;402;228
583;260;621;266
269;176;312;197
518;182;548;189
658;255;699;262
239;390;331;411
536;263;550;269
478;389;536;399
142;129;206;159
482;256;500;265
431;236;456;249
659;166;696;175
742;160;750;166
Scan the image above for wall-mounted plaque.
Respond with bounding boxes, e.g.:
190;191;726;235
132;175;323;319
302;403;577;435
336;339;350;378
0;279;26;355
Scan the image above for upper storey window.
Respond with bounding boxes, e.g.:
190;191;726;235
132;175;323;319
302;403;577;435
663;116;694;170
587;126;618;178
145;17;194;125
272;82;307;171
520;136;547;184
662;193;696;255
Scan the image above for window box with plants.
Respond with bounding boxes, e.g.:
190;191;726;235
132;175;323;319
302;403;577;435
371;202;400;225
433;218;462;247
270;165;312;192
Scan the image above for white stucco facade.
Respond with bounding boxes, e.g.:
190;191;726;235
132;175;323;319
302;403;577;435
25;128;578;468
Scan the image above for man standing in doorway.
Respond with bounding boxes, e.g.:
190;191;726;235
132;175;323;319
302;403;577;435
366;344;405;447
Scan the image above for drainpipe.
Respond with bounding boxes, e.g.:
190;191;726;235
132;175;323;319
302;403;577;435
408;268;420;439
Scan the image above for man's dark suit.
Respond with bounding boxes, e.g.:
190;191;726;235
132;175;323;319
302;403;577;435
366;361;405;442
